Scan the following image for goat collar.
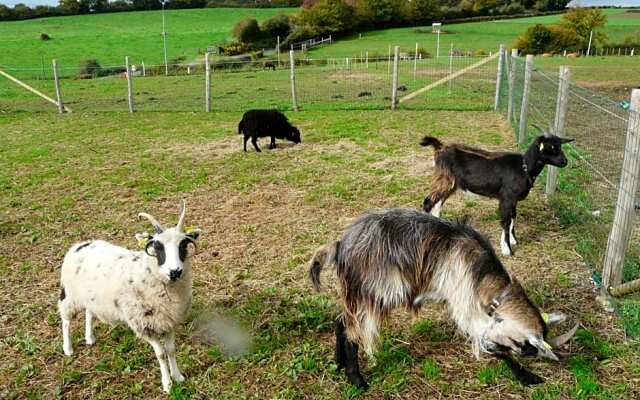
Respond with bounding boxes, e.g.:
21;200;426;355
486;285;512;317
522;158;534;187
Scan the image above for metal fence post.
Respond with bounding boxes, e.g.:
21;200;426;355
289;50;298;112
518;54;533;146
205;52;211;112
507;48;518;124
391;46;399;110
52;59;64;114
493;44;505;111
125;56;134;113
413;42;418;81
601;89;640;296
545;66;571;196
448;43;454;94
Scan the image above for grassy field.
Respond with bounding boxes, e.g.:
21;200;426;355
0;7;296;68
310;9;639;58
2;109;639;399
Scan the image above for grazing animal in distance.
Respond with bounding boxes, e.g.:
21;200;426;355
357;91;372;97
420;132;573;256
264;60;276;71
309;208;577;389
238;109;301;152
58;200;201;393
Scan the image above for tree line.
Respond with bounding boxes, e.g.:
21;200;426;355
0;0;301;21
225;0;570;55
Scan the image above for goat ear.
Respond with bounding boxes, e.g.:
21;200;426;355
560;138;574;144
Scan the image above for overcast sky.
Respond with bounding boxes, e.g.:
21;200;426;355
3;0;59;6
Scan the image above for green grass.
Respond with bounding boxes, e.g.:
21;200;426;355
2;108;639;398
0;7;296;68
309;8;638;58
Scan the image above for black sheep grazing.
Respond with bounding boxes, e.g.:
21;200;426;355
237;109;301;152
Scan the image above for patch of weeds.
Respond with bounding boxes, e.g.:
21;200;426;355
14;363;37;386
618;299;640;338
282;340;323;380
371;335;413;394
529;383;563;400
169;382;196;400
567;355;600;400
477;361;511;385
555;272;571;288
574;329;617;359
411;319;450;342
8;330;40;355
421;358;441;380
60;367;83;386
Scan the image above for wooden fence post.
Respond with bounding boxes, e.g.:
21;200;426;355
507;48;518;124
142;61;146;77
601;89;640;297
545;65;571;196
391;45;399;110
518;54;533;146
52;59;64;114
277;35;281;67
493;44;505;111
289;50;298;112
366;51;369;69
125;56;134;113
205;52;211;112
387;45;391;74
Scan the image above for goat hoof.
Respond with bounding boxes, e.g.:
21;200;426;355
63;347;74;356
518;371;544;385
347;373;369;390
162;380;172;393
85;337;95;346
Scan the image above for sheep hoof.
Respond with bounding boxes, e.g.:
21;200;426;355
172;372;185;383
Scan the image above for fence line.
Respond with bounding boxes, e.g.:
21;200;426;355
497;52;640;304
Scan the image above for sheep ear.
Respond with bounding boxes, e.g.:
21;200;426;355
185;228;201;241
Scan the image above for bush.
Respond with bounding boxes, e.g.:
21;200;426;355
262;13;291;39
407;0;441;25
498;2;525;15
295;0;356;35
233;18;263;44
219;41;254;56
77;59;102;78
514;24;553;54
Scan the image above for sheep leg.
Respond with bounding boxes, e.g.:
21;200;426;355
251;137;261;152
85;310;96;345
269;136;276;149
146;337;172;393
499;200;515;256
165;331;185;383
334;317;348;369
59;294;74;356
344;338;368;390
243;135;249;152
61;318;73;356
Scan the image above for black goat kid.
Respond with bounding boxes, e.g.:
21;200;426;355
238;109;301;152
421;133;573;256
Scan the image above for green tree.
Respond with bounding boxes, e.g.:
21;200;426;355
13;3;34;18
408;0;441;25
58;0;80;14
296;0;356;34
358;0;404;27
262;14;291;39
0;4;13;20
233;18;263;44
560;7;607;48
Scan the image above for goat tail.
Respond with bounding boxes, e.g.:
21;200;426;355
309;241;340;292
237;120;244;135
420;136;443;150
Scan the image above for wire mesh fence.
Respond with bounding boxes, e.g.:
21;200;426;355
497;53;640;297
0;51;497;113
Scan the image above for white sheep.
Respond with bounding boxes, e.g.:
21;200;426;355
58;200;201;393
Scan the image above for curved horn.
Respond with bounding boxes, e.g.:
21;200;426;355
138;212;164;234
176;199;186;232
547;323;580;348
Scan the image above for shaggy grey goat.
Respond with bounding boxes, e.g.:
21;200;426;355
310;208;577;389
